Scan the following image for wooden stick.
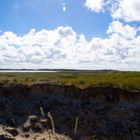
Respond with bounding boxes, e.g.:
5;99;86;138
73;116;79;140
40;107;45;118
48;112;55;135
48;112;61;140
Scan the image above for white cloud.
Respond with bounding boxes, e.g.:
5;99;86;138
112;0;140;22
85;0;105;13
0;23;140;70
107;20;137;39
62;3;66;12
85;0;140;22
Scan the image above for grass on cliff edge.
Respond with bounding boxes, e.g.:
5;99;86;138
0;71;140;90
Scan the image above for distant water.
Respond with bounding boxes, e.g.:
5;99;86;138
0;70;57;73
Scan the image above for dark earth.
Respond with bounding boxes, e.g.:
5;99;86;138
0;83;140;140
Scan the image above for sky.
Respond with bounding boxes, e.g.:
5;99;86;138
0;0;140;71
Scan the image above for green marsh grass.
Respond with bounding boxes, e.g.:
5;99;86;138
0;71;140;90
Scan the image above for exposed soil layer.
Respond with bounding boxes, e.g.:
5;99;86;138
0;83;140;140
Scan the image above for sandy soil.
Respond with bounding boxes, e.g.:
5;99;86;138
0;125;72;140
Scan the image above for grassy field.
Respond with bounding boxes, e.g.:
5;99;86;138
0;71;140;90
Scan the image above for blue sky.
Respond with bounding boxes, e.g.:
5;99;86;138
0;0;140;70
0;0;112;39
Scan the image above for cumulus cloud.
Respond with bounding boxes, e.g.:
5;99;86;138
85;0;140;22
111;0;140;22
107;20;137;39
0;22;140;70
85;0;105;13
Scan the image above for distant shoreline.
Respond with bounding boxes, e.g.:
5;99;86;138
0;70;58;73
0;69;139;72
0;69;118;72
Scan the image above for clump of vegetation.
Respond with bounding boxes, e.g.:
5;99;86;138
0;71;140;90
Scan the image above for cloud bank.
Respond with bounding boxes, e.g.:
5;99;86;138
0;21;140;70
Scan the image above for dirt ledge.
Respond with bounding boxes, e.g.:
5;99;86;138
0;83;140;140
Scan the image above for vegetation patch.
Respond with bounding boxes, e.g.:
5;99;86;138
0;71;140;90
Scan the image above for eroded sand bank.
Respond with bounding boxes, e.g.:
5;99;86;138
0;83;140;140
